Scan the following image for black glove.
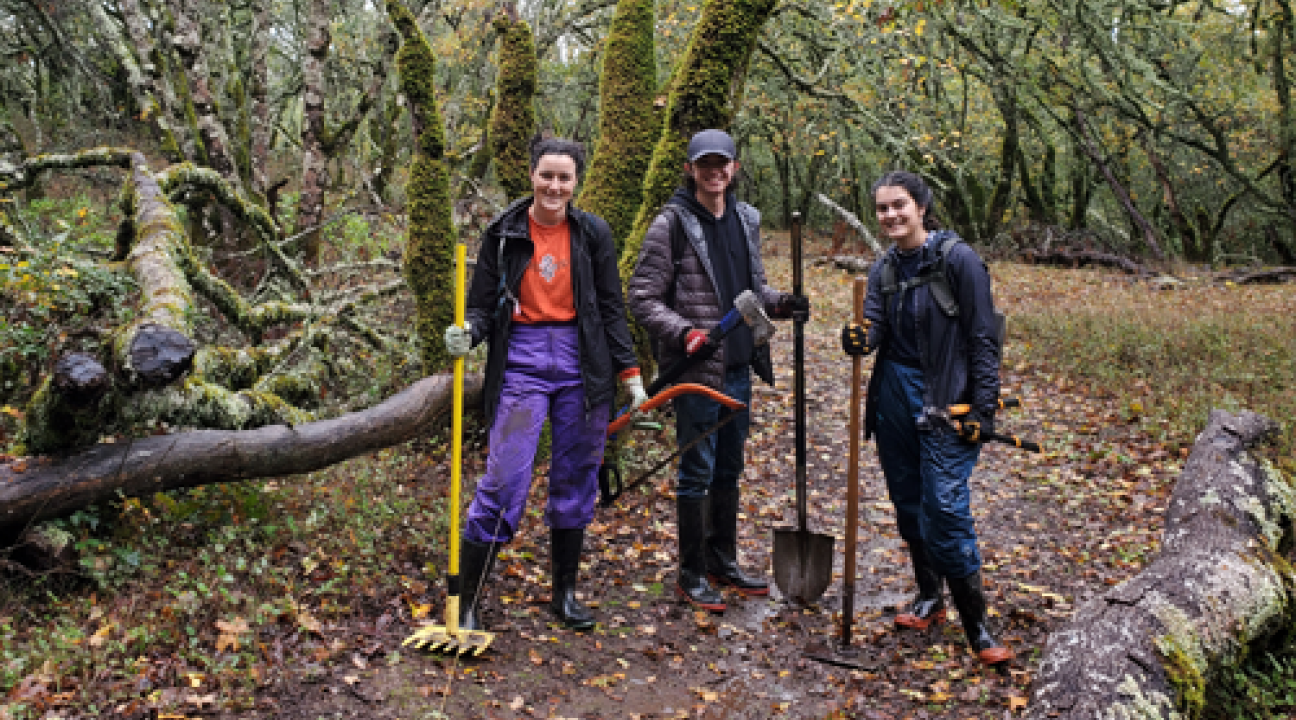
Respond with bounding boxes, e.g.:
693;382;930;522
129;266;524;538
772;293;810;320
840;321;873;356
958;408;995;444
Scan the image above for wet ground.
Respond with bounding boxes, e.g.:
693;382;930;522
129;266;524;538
242;255;1172;719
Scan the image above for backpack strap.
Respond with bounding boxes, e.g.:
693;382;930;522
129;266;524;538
880;236;961;318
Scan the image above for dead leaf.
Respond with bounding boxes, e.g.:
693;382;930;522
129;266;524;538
215;617;250;652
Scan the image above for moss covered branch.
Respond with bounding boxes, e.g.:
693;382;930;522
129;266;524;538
0;147;135;193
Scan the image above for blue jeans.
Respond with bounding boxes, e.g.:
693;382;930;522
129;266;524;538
874;360;983;579
672;366;752;499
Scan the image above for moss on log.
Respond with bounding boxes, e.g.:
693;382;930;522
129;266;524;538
488;8;538;202
576;0;658;254
0;147;135;193
19;355;117;456
1028;410;1289;719
388;0;456;376
113;153;199;387
0;374;485;545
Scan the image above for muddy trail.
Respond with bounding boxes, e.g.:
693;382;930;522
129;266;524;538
248;251;1176;719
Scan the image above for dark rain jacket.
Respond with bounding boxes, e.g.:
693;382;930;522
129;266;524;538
627;191;783;392
863;231;1001;440
465;198;639;427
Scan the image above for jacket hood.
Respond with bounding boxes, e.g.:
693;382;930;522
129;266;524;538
669;188;738;222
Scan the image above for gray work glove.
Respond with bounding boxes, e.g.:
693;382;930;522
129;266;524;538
444;322;473;357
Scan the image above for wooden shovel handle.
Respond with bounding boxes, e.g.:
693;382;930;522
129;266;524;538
841;275;867;646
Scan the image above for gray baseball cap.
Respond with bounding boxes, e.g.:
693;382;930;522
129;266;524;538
686;129;736;163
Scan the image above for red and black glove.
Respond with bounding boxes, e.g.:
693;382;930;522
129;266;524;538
681;328;708;355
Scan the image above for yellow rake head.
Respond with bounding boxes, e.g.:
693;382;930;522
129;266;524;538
402;624;495;656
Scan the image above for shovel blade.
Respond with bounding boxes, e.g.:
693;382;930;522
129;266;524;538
772;527;835;604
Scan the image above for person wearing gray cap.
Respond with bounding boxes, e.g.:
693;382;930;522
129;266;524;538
627;129;809;613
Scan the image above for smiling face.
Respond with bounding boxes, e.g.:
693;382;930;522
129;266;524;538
685;154;739;198
529;153;579;223
874;184;929;250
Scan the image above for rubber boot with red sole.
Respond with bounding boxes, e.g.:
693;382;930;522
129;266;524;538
947;571;1014;665
678;495;726;612
894;541;946;630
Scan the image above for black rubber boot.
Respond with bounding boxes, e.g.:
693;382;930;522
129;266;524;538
458;538;499;632
706;486;769;596
946;571;1014;665
550;528;596;631
677;495;726;612
894;541;946;630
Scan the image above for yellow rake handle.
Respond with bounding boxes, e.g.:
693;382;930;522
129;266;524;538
447;241;467;634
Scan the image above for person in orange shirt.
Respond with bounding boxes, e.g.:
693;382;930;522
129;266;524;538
443;138;647;632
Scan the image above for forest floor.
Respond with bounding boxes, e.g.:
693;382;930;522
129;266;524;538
236;247;1184;720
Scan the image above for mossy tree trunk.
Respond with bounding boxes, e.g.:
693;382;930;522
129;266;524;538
576;0;658;255
1029;410;1291;719
619;0;779;279
388;0;456;375
488;5;538;203
617;0;779;373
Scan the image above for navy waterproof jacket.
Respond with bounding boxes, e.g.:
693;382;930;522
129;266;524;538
862;231;1001;440
465;198;639;428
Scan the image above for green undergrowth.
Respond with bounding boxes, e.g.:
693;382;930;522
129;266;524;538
1203;651;1296;719
1;194;136;418
0;442;456;717
998;264;1295;455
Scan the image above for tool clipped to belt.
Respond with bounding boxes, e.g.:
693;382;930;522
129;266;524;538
948;397;1042;452
599;383;745;507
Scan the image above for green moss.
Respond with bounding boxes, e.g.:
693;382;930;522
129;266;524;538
20;377;116;455
1158;638;1206;717
488;13;538;202
388;0;456;375
577;0;658;255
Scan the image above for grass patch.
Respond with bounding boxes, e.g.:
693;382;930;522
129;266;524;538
996;263;1295;454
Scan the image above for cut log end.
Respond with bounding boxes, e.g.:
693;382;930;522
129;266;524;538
130;323;196;387
51;353;111;406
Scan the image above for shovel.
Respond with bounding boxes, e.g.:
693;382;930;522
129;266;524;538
773;212;835;605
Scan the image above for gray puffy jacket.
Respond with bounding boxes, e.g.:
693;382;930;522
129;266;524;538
627;195;784;391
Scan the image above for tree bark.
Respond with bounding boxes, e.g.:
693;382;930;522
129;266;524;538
1074;108;1165;260
0;374;484;546
816;192;881;253
296;0;330;262
1028;410;1287;719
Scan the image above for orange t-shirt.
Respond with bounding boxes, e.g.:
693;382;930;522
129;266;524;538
515;216;576;323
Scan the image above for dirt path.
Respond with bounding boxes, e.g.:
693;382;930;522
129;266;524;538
251;250;1177;719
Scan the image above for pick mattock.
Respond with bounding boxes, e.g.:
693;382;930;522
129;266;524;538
404;241;494;656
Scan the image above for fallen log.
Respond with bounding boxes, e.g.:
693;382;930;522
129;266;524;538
1028;410;1289;719
1021;247;1151;276
1221;267;1296;285
0;373;484;546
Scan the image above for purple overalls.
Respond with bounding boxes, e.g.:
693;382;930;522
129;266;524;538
464;323;610;544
